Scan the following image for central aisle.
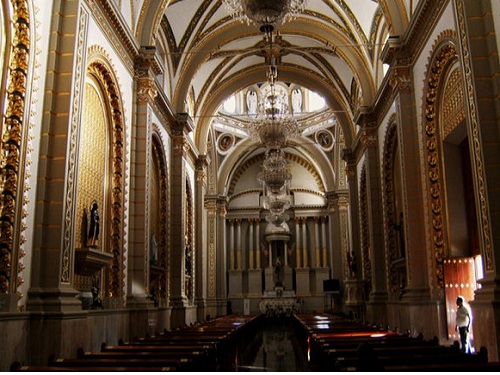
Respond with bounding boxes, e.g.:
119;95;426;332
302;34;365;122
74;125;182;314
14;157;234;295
234;317;312;372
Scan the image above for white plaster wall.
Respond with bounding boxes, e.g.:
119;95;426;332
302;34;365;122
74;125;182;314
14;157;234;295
19;0;56;309
228;192;261;209
85;2;137;299
233;162;261;192
289;161;321;191
293;191;324;206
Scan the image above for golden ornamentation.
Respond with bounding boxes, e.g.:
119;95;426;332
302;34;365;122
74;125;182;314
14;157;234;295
382;120;401;294
423;36;457;287
0;0;30;300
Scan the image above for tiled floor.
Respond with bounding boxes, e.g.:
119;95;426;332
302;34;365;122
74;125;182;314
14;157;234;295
235;318;312;372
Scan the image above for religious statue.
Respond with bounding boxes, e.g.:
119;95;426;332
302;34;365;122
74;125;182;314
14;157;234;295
347;250;357;278
246;90;258;115
273;257;284;287
87;202;100;248
393;212;406;258
150;233;158;265
291;88;302;114
184;236;192;276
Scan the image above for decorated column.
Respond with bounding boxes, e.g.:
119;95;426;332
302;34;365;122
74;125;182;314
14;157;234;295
170;113;194;326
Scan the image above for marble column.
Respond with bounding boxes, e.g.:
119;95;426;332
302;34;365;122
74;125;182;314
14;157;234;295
249;219;254;270
321;216;328;268
295;217;301;268
358;120;388;323
256;219;261;269
195;155;209;320
216;198;228;316
314;217;321;268
229;219;235;270
301;217;308;268
169;113;195;328
126;47;157;309
236;219;242;270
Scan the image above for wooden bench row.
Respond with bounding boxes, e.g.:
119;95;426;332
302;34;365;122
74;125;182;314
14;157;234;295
293;313;500;372
11;314;261;372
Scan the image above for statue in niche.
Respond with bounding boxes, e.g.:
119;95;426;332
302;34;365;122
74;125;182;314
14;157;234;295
291;88;302;114
87;202;100;248
273;257;284;287
150;233;158;265
393;212;406;258
247;90;258;115
184;236;192;276
347;250;357;278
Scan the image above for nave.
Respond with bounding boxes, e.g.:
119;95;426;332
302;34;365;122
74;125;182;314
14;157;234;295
10;312;500;372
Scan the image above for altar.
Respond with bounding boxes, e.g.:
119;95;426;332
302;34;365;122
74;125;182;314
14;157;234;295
259;288;300;317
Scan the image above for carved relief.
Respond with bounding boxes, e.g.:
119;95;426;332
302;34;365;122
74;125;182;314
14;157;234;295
423;39;457;287
0;0;30;304
455;0;493;271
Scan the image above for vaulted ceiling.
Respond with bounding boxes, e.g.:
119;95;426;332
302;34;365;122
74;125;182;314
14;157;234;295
134;0;417;151
129;0;419;193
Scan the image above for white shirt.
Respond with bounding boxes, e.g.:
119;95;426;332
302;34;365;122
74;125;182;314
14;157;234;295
456;304;471;328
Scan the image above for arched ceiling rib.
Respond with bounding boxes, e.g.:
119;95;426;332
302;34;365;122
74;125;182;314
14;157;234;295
132;0;413;195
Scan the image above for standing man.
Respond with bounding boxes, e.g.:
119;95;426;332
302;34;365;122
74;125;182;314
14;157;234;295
455;296;471;353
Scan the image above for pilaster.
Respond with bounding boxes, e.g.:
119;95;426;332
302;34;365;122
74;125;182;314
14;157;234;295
126;46;157;309
169;113;194;322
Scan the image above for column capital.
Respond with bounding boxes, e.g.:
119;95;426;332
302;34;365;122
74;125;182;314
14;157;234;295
135;46;157;103
196;155;209;187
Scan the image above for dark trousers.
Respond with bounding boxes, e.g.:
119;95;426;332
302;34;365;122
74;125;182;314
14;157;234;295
458;326;469;353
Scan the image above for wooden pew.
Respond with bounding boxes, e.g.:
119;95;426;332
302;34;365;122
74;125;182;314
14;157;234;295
293;313;498;372
11;361;174;372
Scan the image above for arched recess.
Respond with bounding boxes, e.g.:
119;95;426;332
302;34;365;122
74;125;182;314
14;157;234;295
359;163;372;296
0;0;34;311
150;131;170;307
75;49;126;306
421;32;477;289
382;116;406;300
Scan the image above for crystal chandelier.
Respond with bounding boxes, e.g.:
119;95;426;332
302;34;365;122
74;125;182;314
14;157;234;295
263;193;291;214
246;31;299;149
223;0;307;30
258;149;291;194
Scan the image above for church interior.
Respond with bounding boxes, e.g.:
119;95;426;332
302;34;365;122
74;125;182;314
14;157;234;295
1;0;500;371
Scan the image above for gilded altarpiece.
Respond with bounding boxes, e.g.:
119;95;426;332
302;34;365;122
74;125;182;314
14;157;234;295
74;81;111;305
